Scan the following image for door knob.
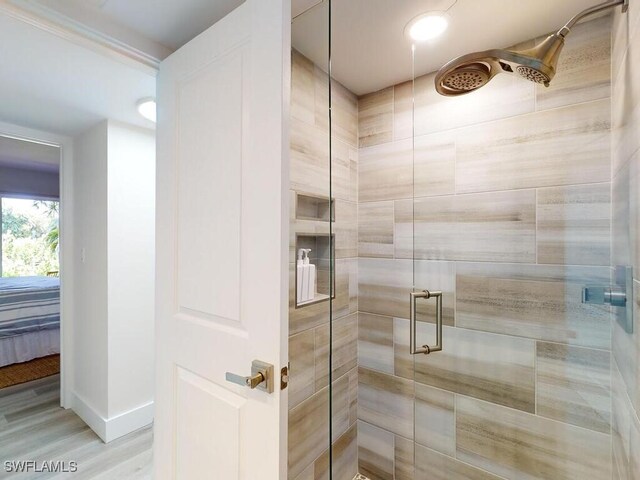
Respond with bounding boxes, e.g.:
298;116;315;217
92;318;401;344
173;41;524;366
226;360;274;393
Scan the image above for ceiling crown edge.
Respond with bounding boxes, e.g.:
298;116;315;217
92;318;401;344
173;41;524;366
0;0;160;75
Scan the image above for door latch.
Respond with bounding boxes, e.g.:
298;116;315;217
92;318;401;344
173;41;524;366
281;365;289;390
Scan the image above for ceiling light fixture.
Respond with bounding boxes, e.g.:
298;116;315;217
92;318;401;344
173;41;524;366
405;12;449;42
137;98;156;123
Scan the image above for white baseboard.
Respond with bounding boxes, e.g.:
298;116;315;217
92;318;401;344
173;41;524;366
71;392;107;441
72;392;153;443
105;401;154;442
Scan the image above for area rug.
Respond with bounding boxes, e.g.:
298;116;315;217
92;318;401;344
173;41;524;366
0;354;60;389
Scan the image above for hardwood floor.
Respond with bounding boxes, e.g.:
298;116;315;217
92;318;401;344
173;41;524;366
0;375;152;479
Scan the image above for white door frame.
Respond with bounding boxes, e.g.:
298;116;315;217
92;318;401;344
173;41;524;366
0;120;74;409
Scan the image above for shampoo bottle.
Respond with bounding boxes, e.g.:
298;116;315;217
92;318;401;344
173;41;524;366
305;249;316;302
297;249;306;304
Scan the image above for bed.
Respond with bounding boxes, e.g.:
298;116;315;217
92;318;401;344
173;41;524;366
0;276;60;367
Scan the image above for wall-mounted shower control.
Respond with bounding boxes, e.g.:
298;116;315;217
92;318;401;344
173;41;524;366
582;284;626;307
582;265;633;334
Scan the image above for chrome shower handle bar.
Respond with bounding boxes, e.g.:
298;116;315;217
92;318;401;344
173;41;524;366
410;290;443;355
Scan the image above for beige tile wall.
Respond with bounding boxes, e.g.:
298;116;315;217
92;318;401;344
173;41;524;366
357;15;614;480
611;1;640;478
288;49;359;480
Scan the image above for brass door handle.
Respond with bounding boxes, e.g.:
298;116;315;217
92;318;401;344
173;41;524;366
225;360;274;393
226;371;265;389
410;290;443;355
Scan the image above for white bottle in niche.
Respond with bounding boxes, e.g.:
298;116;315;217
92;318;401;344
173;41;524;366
304;248;316;303
297;249;307;304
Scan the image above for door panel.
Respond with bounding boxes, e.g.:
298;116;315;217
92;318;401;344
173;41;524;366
176;48;244;321
175;367;244;479
155;1;290;479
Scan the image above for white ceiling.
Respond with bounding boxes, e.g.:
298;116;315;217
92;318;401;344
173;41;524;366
0;12;156;136
32;0;245;54
97;0;245;50
0;136;60;173
293;0;610;95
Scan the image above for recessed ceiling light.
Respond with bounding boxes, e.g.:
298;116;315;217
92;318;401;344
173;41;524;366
405;12;449;42
137;98;156;123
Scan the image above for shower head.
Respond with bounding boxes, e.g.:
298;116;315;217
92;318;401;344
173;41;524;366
435;33;565;96
435;0;628;96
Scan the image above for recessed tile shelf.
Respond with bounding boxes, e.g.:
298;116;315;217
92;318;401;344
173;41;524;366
295;233;335;308
297;293;331;307
296;193;335;222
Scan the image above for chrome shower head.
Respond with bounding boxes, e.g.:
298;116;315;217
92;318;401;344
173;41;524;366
435;33;564;96
435;0;628;96
440;63;491;92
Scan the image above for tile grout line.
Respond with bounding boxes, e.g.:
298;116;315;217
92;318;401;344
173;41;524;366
534;340;538;415
392;430;396;480
454;393;458;461
357;256;615;269
357;180;613;205
535;188;539;265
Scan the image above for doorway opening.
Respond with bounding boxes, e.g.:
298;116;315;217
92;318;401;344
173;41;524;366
0;136;61;391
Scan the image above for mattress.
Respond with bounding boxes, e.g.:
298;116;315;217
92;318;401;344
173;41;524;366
0;276;60;338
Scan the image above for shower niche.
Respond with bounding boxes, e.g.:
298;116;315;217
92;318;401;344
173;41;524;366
294;192;335;308
296;193;334;222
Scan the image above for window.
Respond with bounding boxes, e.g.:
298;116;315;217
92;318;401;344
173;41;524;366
0;197;59;277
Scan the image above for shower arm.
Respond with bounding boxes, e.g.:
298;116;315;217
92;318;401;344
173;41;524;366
558;0;628;37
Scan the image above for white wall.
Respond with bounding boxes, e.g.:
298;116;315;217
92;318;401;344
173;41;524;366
72;120;155;442
73;121;109;419
106;121;155;424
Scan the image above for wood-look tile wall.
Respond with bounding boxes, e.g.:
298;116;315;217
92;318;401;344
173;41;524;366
611;2;640;478
288;49;359;480
357;16;614;480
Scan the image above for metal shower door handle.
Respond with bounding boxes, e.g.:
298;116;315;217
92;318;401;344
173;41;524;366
410;290;443;355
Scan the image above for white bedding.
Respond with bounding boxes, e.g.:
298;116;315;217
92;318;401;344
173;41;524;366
0;328;60;367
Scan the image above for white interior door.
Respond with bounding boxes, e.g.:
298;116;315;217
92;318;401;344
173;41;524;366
154;1;290;478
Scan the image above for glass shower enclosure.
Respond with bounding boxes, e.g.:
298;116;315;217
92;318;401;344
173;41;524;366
289;1;621;479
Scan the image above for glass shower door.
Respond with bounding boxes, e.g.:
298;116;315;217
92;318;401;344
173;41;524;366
325;2;618;479
289;1;363;479
405;41;615;478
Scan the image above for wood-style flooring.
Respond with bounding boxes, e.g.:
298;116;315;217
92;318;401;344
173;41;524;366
0;375;152;479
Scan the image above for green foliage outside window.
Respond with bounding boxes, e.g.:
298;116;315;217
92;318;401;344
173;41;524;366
1;198;59;277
